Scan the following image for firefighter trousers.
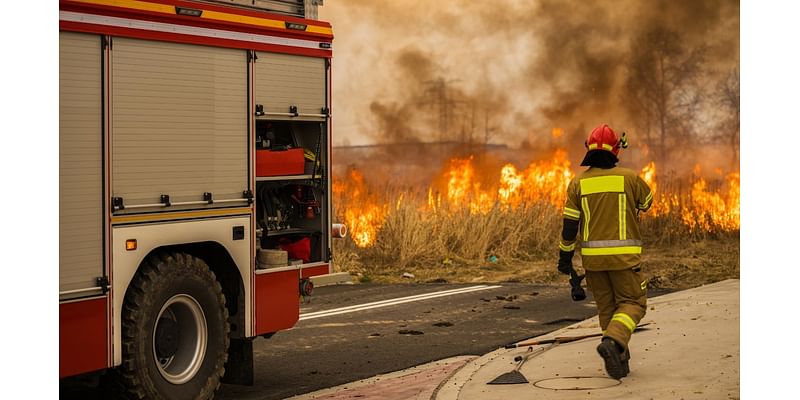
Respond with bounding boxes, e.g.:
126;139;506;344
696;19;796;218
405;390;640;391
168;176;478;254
586;266;647;350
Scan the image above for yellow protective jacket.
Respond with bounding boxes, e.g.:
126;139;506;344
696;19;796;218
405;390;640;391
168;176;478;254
560;166;653;271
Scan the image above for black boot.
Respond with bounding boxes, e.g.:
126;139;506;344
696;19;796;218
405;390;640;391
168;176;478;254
597;338;628;379
621;347;631;376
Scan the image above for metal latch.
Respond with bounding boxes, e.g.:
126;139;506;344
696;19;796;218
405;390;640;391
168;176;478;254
96;276;110;294
112;197;125;211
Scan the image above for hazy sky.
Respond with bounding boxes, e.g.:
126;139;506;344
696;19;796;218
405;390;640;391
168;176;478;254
319;0;739;148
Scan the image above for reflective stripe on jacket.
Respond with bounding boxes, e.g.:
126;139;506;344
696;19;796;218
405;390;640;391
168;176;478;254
560;166;653;271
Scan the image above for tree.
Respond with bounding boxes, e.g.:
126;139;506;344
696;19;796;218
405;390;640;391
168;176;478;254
715;67;740;169
625;26;706;166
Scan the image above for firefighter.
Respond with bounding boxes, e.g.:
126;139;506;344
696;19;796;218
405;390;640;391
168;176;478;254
557;123;653;379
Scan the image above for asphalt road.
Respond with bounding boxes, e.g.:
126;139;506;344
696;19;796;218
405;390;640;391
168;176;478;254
61;282;670;399
217;282;602;400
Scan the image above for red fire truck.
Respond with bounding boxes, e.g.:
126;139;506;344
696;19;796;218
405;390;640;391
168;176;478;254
59;0;338;397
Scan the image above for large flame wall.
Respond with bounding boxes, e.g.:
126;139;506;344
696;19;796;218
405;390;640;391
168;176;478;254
334;152;740;248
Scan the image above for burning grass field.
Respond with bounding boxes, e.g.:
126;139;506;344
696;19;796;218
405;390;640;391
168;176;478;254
331;152;740;291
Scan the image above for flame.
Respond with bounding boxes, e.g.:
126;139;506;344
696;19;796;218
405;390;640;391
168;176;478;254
518;149;574;207
681;172;740;231
445;157;479;208
336;151;739;248
638;162;740;231
640;161;657;195
333;168;387;247
551;127;564;139
436;150;574;213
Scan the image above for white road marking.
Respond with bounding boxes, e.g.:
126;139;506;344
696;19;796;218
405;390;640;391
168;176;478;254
299;285;503;321
301;286;491;317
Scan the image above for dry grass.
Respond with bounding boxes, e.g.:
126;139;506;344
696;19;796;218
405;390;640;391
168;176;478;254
332;190;739;290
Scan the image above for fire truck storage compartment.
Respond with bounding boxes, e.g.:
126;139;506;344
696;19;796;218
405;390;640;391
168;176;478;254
60;32;104;296
110;37;248;213
256;180;327;266
255;121;328;266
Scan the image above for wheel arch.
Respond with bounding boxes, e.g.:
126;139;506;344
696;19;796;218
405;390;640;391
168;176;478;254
127;242;245;339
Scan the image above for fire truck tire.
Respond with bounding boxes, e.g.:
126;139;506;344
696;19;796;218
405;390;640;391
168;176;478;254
118;251;230;400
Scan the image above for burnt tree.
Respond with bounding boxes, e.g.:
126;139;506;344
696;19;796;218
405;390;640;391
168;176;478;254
715;67;740;170
625;27;706;165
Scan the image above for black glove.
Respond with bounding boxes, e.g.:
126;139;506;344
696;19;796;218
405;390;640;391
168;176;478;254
557;250;574;275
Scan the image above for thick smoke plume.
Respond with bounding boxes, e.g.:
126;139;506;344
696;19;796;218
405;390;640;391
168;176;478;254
320;0;739;176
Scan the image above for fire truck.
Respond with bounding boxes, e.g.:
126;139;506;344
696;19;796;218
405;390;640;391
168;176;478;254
59;0;339;397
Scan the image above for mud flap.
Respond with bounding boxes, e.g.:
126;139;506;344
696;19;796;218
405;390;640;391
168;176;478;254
222;338;254;385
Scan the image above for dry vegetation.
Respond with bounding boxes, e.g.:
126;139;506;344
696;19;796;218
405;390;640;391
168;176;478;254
332;195;740;291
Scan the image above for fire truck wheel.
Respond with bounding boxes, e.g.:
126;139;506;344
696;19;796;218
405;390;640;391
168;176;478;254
119;251;230;400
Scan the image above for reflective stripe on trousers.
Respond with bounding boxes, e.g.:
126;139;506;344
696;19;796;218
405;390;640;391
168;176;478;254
580;239;642;256
611;313;637;333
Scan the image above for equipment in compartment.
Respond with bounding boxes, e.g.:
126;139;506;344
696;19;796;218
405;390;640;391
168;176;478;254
278;237;311;263
255;120;325;179
256;148;305;177
256;249;288;269
255;121;306;177
256;184;321;231
257;184;296;231
289;185;321;219
256;121;297;151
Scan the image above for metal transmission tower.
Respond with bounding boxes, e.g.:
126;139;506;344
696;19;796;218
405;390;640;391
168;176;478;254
423;78;463;143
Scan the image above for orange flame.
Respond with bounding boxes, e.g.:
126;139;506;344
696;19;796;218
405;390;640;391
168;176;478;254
333;168;387;247
681;171;740;231
435;150;574;213
640;161;657;195
336;151;739;247
639;162;740;231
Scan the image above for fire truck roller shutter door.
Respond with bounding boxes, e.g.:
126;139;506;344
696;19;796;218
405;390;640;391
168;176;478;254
254;52;326;121
60;31;104;296
111;38;247;211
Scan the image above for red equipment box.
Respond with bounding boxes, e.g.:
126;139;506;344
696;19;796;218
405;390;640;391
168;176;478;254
256;148;305;177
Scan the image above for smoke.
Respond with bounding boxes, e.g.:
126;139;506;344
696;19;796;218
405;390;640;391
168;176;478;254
320;0;739;172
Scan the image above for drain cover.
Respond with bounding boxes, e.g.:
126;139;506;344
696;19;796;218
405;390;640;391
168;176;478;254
534;376;620;390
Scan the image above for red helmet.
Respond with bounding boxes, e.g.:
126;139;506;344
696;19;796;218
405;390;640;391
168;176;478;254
585;124;628;156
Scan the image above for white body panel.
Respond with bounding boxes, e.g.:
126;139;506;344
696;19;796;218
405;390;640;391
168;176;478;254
111;216;252;366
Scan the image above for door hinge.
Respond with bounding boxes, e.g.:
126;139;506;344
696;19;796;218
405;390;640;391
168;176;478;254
248;50;258;62
102;36;113;50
